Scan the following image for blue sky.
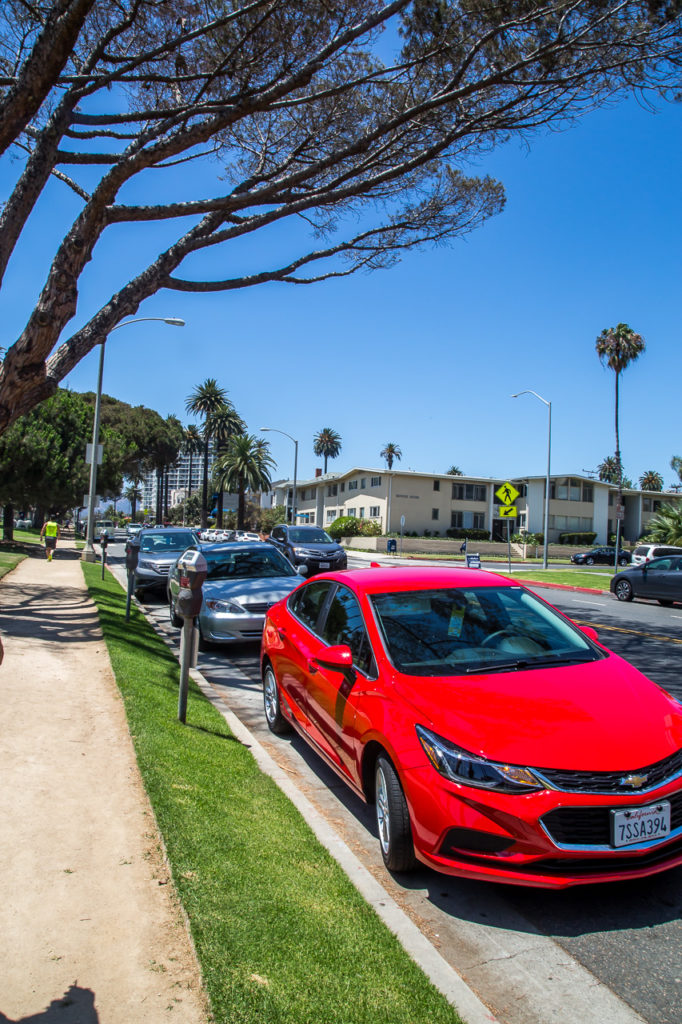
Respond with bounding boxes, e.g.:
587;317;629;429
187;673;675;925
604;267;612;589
2;91;681;490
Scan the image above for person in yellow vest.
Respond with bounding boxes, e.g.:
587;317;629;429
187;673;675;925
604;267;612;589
40;516;61;561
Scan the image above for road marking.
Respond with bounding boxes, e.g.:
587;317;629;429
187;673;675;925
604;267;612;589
573;619;682;646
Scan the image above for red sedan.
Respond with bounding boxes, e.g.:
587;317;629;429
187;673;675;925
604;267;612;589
261;566;682;888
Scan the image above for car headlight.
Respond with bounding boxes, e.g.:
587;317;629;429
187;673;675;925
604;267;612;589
293;546;318;557
205;598;244;614
416;725;543;794
137;559;153;569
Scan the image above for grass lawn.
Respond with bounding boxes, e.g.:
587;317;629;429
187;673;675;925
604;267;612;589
0;550;26;579
494;568;612;590
81;563;463;1024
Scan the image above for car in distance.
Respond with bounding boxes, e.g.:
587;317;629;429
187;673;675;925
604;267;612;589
126;522;142;539
631;543;682;566
570;546;631;566
168;541;303;645
610;555;682;606
268;524;347;575
134;526;199;598
261;565;682;888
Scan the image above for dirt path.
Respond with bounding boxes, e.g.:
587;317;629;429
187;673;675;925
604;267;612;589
0;542;209;1023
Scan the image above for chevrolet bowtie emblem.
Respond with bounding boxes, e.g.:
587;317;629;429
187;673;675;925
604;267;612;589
620;773;649;788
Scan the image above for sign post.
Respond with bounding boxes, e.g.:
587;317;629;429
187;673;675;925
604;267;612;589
495;482;519;576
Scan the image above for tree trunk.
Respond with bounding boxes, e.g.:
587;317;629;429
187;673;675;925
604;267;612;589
3;503;14;541
238;474;246;529
201;438;209;527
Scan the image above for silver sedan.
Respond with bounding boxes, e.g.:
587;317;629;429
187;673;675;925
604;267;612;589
167;542;304;646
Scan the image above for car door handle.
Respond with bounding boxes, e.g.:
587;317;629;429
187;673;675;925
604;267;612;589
307;661;318;674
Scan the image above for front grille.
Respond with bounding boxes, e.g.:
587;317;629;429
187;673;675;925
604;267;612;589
536;747;682;794
542;790;682;846
242;602;269;614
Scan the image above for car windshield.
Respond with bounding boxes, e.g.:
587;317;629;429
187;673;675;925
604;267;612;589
205;547;296;580
139;531;197;552
370;586;602;676
288;528;333;544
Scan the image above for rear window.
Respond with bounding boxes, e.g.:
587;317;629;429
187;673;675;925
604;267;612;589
634;546;650;556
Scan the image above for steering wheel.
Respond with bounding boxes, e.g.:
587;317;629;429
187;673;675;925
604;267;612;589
481;628;518;649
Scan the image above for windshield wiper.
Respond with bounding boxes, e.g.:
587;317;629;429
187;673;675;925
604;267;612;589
463;652;597;675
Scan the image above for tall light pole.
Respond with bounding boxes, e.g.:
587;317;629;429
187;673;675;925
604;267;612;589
260;427;298;525
81;317;185;562
511;389;552;571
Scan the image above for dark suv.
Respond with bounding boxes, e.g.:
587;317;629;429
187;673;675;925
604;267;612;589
268;524;347;576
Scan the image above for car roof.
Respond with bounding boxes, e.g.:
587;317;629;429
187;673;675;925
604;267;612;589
310;566;517;595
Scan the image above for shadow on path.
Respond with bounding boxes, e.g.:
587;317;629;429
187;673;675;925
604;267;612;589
0;583;101;644
0;985;99;1023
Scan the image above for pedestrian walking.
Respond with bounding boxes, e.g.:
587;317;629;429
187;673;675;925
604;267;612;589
40;515;61;561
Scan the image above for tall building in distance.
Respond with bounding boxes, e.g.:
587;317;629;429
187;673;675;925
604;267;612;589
138;449;213;514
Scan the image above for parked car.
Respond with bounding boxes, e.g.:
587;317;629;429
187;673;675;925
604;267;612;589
611;555;682;605
91;519;115;542
235;530;261;542
268;524;347;575
261;565;682;888
631;543;682;565
126;523;142;539
134;527;199;597
570;546;630;566
168;541;303;645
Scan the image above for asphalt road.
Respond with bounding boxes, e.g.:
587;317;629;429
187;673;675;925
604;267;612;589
107;544;682;1024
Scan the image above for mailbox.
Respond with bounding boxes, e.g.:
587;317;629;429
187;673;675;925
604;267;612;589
175;550;208;619
125;537;140;573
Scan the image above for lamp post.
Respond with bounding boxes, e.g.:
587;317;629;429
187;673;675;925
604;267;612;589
511;389;552;571
81;317;185;562
260;427;298;525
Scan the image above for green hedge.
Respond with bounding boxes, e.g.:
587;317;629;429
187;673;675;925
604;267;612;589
445;528;491;540
558;531;597;545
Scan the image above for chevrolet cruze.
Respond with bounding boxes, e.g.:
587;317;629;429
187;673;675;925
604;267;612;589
261;566;682;888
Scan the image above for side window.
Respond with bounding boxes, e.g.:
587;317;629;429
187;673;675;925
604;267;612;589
648;558;672;572
272;527;284;542
289;581;332;631
321;586;375;677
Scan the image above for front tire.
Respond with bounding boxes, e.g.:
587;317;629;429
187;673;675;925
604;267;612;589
614;579;633;602
375;756;416;872
586;557;595;565
263;663;291;734
169;597;183;628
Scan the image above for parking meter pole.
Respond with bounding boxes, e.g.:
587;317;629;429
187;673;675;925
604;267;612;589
100;535;107;579
507;518;512;575
178;617;193;724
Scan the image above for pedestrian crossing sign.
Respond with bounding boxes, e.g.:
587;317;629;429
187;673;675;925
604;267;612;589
495;482;520;505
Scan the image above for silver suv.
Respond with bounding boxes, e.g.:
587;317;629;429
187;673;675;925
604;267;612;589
631;543;682;565
134;527;199;597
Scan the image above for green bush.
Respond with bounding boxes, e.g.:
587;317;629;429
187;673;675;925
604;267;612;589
359;520;382;537
558;531;597;545
327;515;361;539
445;528;490;541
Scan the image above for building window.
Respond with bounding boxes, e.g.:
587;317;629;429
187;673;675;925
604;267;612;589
327;509;336;522
348;480;358;490
369;506;380;517
348;508;356;517
359;507;365;518
432;508;439;520
371;476;381;487
582;484;593;502
643;498;652;512
451;511;463;528
552;477;582;501
360;478;366;488
473;513;485;530
433;480;440;491
548;515;593;531
327;484;338;497
452;483;487;501
340;482;345;492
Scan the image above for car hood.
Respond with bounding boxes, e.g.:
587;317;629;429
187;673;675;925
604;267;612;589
203;575;299;604
393;656;682;771
289;541;343;553
139;548;190;563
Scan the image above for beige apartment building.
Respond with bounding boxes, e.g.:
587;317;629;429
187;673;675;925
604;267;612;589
269;468;680;544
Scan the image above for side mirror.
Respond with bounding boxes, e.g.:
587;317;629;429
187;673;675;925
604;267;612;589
314;644;356;684
580;625;599;643
297;564;309;576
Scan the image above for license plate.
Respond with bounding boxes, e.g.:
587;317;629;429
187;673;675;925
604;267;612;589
610;801;671;848
319;562;330;569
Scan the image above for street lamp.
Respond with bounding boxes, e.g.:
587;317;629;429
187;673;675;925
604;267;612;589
511;389;552;571
260;427;298;525
81;317;185;562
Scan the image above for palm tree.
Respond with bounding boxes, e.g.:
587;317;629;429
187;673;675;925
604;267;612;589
313;427;342;473
185;379;228;527
645;504;682;545
446;465;463;476
597;455;621;483
210;404;245;526
183;424;203;498
214;434;275;529
639;470;664;492
380;442;402;470
671;456;682;489
124;481;142;522
595;323;645;494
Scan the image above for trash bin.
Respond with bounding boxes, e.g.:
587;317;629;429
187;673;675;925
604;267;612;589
387;538;397;554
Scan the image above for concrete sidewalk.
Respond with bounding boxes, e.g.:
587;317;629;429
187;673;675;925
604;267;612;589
0;541;208;1023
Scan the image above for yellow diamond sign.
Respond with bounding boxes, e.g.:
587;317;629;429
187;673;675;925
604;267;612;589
496;482;520;505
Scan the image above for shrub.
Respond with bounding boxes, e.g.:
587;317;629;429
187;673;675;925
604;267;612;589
359;520;382;537
558;531;597;545
445;528;490;541
327;515;361;539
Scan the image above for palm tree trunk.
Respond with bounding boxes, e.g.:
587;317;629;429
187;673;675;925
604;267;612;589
324;453;328;473
238;473;246;529
201;437;209;527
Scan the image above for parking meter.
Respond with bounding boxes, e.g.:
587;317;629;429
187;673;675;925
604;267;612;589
176;550;208;725
176;550;208;619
